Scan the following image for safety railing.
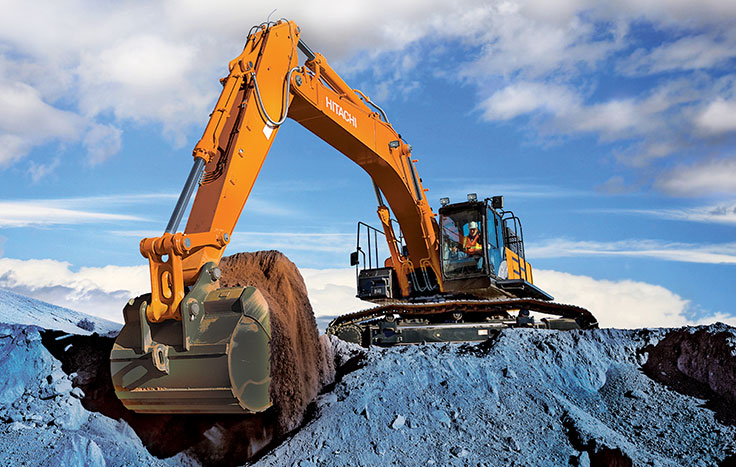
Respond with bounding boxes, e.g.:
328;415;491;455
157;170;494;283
351;220;404;271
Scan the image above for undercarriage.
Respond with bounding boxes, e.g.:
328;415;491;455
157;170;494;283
327;298;598;346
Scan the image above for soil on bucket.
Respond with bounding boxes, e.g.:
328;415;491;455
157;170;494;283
220;250;335;433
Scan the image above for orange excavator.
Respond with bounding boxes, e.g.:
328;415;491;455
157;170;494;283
110;20;597;415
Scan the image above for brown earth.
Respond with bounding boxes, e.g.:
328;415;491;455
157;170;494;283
43;250;334;466
642;324;736;424
219;250;335;433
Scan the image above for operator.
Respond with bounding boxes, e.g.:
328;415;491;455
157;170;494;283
463;221;483;256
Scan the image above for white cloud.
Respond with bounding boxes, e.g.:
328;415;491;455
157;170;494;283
0;82;83;139
695;98;736;135
0;192;180;228
0;81;84;166
458;2;625;80
0;258;149;323
1;0;736;190
1;0;470;167
655;158;736;196
573;99;643;136
620;202;736;225
109;230;166;239
0;200;141;227
76;34;215;145
481;78;703;156
276;265;736;330
435;181;588;200
691;312;736;327
27;157;61;182
84;124;123;165
228;232;354;254
606;0;736;28
671;203;736;224
482;82;578;120
1;256;733;330
595;176;635;194
528;238;736;265
462;8;736;173
300;267;372;318
62;192;178;207
621;33;736;76
242;198;301;218
534;269;736;328
0;257;368;326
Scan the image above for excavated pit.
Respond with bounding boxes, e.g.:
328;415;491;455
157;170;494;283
42;250;334;466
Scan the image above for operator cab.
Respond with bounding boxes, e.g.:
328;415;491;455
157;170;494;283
438;194;552;301
438;195;503;281
351;194;553;303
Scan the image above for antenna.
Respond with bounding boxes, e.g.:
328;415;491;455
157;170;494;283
267;9;277;23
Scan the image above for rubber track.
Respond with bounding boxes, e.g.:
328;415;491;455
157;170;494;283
327;298;599;334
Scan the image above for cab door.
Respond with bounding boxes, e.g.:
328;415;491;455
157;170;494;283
485;206;504;276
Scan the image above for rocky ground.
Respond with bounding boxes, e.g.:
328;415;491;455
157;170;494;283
0;251;734;466
259;326;736;466
2;320;735;466
0;323;182;466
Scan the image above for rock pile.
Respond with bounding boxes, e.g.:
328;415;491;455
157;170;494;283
0;324;168;466
257;326;736;466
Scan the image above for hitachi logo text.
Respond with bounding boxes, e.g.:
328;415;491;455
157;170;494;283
325;96;357;128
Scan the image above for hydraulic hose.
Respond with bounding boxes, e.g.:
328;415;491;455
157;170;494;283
250;67;300;127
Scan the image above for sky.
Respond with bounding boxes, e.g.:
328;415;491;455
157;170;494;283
0;0;735;329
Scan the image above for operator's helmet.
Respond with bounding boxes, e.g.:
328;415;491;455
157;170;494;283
469;221;478;230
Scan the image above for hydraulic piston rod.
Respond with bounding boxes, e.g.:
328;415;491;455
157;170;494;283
165;158;206;234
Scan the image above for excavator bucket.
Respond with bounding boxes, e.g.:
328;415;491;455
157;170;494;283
110;282;272;414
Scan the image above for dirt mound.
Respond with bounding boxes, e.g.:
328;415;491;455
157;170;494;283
5;290;736;466
219;250;335;433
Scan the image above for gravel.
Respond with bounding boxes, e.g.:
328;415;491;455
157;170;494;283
256;327;736;466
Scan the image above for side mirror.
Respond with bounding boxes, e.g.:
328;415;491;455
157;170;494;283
401;245;409;258
491;195;504;210
350;251;360;266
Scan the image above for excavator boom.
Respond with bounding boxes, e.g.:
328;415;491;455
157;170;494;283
139;21;440;324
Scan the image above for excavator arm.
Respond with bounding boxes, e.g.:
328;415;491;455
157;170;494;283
140;20;440;323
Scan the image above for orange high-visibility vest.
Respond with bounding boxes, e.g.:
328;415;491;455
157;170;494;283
463;231;482;253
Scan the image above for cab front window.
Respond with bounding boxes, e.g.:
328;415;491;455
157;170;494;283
440;209;486;279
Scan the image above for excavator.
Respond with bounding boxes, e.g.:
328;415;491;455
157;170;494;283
110;20;597;415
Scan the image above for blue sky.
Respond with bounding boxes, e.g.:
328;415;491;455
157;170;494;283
0;1;734;328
